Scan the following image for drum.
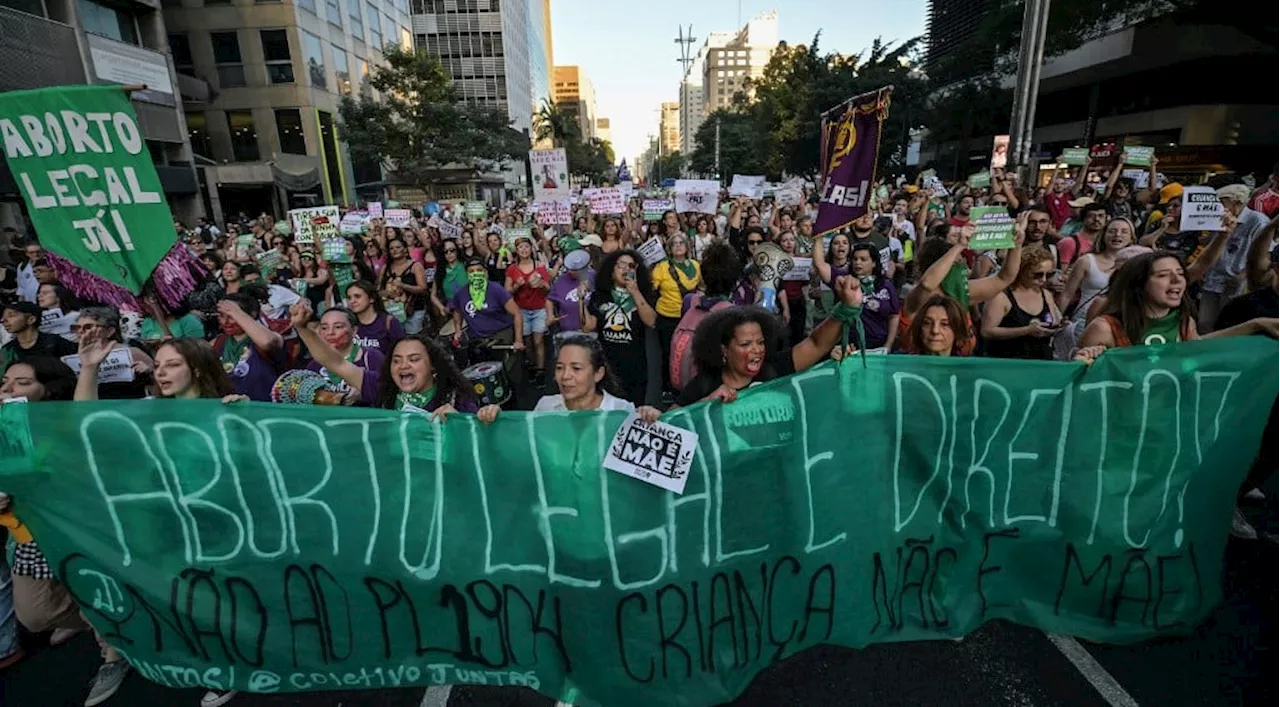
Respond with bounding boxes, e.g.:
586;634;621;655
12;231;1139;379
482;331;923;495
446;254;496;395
463;361;511;407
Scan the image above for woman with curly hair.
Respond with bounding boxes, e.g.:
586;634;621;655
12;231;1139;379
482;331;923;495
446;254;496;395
582;248;659;405
675;274;863;407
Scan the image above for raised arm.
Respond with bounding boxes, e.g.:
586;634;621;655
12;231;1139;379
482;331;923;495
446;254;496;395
289;301;368;395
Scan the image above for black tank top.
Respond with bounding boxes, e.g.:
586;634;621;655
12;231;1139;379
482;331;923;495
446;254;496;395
985;289;1054;360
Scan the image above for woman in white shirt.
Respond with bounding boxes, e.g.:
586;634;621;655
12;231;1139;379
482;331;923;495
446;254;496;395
477;334;661;421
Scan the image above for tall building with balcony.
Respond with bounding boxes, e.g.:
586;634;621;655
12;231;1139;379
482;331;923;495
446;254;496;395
162;0;414;220
411;0;544;136
0;0;200;230
701;11;777;115
678;78;704;157
552;65;596;141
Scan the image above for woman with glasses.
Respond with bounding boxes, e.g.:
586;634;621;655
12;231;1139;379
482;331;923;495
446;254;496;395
650;233;702;395
980;245;1061;360
431;240;468;319
68;306;155;400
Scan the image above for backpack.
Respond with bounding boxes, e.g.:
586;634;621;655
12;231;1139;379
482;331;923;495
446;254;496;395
670;294;732;391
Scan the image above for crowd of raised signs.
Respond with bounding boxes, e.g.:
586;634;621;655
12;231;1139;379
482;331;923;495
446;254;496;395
0;157;1277;706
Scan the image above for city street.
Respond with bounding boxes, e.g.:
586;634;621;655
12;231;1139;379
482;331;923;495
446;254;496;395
4;498;1274;707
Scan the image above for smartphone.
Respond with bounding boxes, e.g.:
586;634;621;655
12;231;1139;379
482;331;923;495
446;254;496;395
625;271;636;282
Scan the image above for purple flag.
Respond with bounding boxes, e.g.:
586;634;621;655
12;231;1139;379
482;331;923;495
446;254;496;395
814;87;892;236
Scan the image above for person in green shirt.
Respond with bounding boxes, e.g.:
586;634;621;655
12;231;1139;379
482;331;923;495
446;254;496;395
139;295;206;342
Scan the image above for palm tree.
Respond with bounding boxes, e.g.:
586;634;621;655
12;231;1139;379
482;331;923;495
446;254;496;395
534;98;579;148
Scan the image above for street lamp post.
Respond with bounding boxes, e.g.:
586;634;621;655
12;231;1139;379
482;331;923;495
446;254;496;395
1008;0;1052;183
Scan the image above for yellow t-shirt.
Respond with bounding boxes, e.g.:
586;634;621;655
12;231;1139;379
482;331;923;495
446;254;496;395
650;259;702;318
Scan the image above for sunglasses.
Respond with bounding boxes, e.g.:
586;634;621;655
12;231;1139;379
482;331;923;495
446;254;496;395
748;239;764;246
1031;271;1051;280
444;248;458;254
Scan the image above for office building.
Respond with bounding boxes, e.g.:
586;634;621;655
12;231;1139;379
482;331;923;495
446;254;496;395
412;0;544;136
701;11;777;114
660;101;680;155
921;2;1277;181
595;117;611;144
162;0;414;220
553;65;596;141
678;79;704;156
0;0;200;229
540;0;552;83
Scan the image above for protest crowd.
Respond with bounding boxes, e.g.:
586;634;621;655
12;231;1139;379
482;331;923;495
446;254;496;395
1;121;1278;707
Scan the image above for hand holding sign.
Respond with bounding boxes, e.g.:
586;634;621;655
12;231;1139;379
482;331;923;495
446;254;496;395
603;413;699;494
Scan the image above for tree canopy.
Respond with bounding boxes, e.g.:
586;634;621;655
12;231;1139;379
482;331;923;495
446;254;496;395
534;100;617;184
687;34;929;180
338;45;528;189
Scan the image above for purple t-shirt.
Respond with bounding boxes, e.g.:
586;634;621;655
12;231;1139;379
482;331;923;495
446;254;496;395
354;314;404;354
449;282;513;338
221;340;283;402
306;346;384;406
859;278;901;349
547;271;594;332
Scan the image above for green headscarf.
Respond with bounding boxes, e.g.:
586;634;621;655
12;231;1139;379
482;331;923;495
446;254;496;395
468;270;488;311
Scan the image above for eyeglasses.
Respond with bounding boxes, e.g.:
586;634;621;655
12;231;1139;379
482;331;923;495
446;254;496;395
70;323;101;334
1031;272;1051;281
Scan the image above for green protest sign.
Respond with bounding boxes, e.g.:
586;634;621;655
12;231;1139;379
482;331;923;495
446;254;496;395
967;171;991;188
969;206;1015;250
0;340;1274;705
1062;148;1089;166
465;201;487;219
0;85;176;293
1124;146;1154;167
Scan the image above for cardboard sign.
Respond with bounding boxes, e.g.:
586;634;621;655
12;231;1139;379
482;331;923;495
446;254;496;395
728;175;767;199
465;201;487;219
289;206;341;245
39;308;76;338
783;256;813;282
368;202;383;219
1180;186;1226;232
1124;146;1154;167
384;209;413;228
642;199;674;222
1061;148;1089;166
674;180;719;215
340;211;368;235
322;238;351;263
637;236;667;267
990;135;1009;169
969;206;1015;250
773;177;805;207
504;227;532;245
530;148;570;200
586;187;626;214
603;413;698;494
61;348;135;384
968;171;991;188
255;248;284;277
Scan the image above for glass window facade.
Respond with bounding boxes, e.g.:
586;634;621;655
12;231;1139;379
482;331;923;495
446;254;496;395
226;110;259;161
275;109;307;154
303;30;327;89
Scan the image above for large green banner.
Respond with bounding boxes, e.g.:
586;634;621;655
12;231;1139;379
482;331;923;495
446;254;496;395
0;339;1275;706
0;85;176;292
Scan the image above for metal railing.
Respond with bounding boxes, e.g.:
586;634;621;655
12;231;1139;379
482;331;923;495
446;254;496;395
0;6;85;92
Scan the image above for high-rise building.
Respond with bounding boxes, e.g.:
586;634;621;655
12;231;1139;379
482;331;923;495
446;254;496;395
553;65;596;141
161;0;415;220
0;0;201;228
527;0;550;118
701;11;777;115
678;81;704;156
660;102;680;155
541;0;553;84
595;117;611;144
412;0;545;136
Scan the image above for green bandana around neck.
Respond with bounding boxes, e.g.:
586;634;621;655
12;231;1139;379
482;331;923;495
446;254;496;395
673;259;697;280
219;335;250;370
396;386;437;411
858;274;877;298
612;287;636;315
940;262;970;310
467;271;488;311
323;344;361;386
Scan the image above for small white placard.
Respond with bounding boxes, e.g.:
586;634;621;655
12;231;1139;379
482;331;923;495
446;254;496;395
1180;186;1226;232
40;308;77;337
637;236;668;267
784;256;813;281
61;348;136;384
603;413;698;494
